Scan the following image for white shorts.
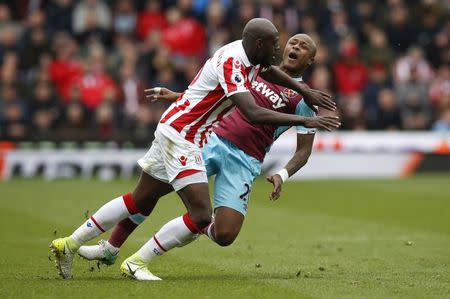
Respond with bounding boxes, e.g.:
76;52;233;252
138;123;208;191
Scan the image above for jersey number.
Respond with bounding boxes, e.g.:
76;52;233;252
239;183;251;202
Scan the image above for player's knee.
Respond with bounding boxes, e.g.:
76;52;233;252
214;230;238;247
189;211;212;230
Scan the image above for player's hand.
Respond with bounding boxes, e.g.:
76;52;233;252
266;174;283;201
145;87;178;102
304;116;340;131
302;88;336;112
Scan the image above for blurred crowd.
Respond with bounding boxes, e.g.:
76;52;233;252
0;0;449;144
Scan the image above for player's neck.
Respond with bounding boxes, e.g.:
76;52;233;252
279;64;303;79
242;40;261;66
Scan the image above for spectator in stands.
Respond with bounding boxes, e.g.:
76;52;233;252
298;14;317;36
136;0;167;41
429;63;450;109
375;88;402;130
133;105;156;145
161;6;205;57
49;33;83;101
333;37;368;96
363;64;392;129
19;26;50;72
416;0;444;58
393;46;434;84
310;65;333;95
259;0;299;35
385;4;416;53
396;65;431;130
73;44;118;110
0;24;19;63
230;0;256;40
322;8;351;55
0;84;28;140
72;0;112;43
432;107;450;132
94;101;117;139
119;62;145;128
205;1;229;56
339;92;366;130
58;100;90;139
362;26;395;71
0;4;12;30
29;81;61;138
112;0;136;37
46;0;74;34
427;25;450;68
0;0;449;141
137;30;161;83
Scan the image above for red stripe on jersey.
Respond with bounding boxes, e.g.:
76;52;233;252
223;57;236;93
160;93;188;124
171;85;224;132
184;95;228;143
199;105;233;147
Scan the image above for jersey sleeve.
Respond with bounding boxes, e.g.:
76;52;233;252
295;101;317;134
218;56;251;97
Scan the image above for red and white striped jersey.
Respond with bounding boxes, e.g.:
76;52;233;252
160;40;262;147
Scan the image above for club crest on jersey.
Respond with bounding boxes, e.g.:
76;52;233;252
178;155;187;166
282;88;297;98
233;59;241;69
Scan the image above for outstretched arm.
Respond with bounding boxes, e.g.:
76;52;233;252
260;66;336;112
266;133;315;200
144;87;180;102
230;91;340;131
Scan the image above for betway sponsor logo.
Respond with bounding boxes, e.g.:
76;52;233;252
251;81;286;109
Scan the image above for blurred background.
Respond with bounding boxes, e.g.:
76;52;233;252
0;0;449;179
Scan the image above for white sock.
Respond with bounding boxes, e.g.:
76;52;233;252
71;193;138;248
135;215;199;263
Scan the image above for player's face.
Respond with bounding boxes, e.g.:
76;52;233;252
260;35;281;67
282;36;314;72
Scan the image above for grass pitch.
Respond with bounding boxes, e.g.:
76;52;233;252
0;176;449;298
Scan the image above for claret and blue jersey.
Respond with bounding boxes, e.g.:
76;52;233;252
214;76;317;162
203;76;317;215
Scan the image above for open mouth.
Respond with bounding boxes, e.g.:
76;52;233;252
288;52;298;60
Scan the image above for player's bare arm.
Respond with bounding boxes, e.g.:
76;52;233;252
260;66;336;112
145;87;340;131
266;133;315;201
229;91;340;131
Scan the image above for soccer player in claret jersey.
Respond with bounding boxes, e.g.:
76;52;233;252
50;18;339;279
79;33;325;280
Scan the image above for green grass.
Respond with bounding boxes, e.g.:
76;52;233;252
0;176;449;298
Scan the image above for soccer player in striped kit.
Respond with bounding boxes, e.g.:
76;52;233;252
50;19;339;279
79;33;324;280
